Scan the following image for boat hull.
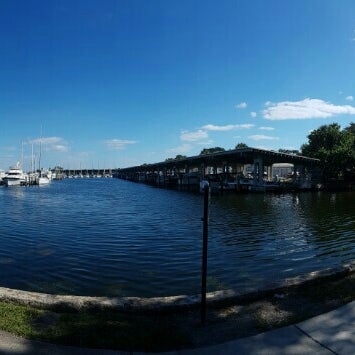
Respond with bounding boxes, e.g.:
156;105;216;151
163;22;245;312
4;178;22;186
37;177;50;185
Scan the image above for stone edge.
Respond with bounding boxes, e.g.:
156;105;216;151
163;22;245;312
0;261;353;313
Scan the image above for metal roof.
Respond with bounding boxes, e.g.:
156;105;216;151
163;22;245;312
119;147;319;172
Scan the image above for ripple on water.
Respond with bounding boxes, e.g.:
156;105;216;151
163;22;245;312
0;181;354;297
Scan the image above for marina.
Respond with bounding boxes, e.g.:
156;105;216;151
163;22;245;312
0;164;57;187
0;147;320;191
0;165;112;186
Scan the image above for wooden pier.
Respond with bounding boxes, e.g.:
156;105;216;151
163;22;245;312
113;147;320;192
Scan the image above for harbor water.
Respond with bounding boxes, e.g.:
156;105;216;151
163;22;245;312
0;178;354;297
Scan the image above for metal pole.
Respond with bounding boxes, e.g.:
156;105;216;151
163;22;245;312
201;183;210;324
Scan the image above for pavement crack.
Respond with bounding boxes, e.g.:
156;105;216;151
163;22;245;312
294;325;339;355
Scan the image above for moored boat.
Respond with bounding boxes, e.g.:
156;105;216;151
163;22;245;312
0;170;5;185
36;169;51;185
3;162;28;186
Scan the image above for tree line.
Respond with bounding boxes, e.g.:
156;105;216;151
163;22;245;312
301;122;354;182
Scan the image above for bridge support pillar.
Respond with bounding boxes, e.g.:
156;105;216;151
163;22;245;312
200;163;206;180
253;157;264;185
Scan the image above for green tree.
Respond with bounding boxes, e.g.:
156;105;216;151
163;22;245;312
301;123;355;181
235;142;248;149
175;155;187;160
165;155;187;162
341;126;355;181
200;147;225;155
344;122;355;135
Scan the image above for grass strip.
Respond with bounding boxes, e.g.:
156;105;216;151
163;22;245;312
0;302;192;352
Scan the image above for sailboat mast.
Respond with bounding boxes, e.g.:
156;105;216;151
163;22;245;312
39;140;42;172
31;143;34;173
21;142;24;169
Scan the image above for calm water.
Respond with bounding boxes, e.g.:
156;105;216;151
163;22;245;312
0;179;354;297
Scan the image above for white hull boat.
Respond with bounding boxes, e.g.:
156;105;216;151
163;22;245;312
3;163;27;187
36;175;50;185
5;179;22;186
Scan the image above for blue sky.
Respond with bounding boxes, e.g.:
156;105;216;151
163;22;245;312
1;0;355;170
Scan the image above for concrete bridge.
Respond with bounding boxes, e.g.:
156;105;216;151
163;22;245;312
114;147;320;192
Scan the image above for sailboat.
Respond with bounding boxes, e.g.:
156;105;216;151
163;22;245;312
37;170;50;185
36;139;50;185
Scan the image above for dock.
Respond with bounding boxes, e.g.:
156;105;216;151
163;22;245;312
113;147;320;192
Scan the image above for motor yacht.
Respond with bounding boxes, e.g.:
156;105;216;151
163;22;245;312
3;163;27;186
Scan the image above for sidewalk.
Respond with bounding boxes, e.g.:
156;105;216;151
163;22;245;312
0;301;354;355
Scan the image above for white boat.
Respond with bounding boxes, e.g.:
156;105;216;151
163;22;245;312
3;162;27;186
46;170;53;180
0;170;5;184
36;139;51;185
37;176;50;185
36;169;51;185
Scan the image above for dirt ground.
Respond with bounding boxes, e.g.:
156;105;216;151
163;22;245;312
167;271;355;348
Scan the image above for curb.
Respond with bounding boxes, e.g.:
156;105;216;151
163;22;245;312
0;262;353;313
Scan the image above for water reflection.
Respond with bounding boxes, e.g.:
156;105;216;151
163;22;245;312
0;181;354;297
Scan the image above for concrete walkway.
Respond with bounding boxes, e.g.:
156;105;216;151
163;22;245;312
0;301;354;355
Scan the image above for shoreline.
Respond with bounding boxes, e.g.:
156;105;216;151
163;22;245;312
1;261;353;313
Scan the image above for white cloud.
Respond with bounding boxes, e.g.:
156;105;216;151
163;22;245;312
237;123;255;129
51;145;68;152
259;126;275;131
250;112;257;118
235;102;247;109
104;139;137;150
29;137;63;145
346;95;354;101
202;124;255;131
180;129;208;141
263;98;355;120
248;134;279;141
28;137;69;152
202;124;235;131
196;140;214;146
167;143;192;155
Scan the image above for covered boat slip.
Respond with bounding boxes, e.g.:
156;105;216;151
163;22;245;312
114;147;320;191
